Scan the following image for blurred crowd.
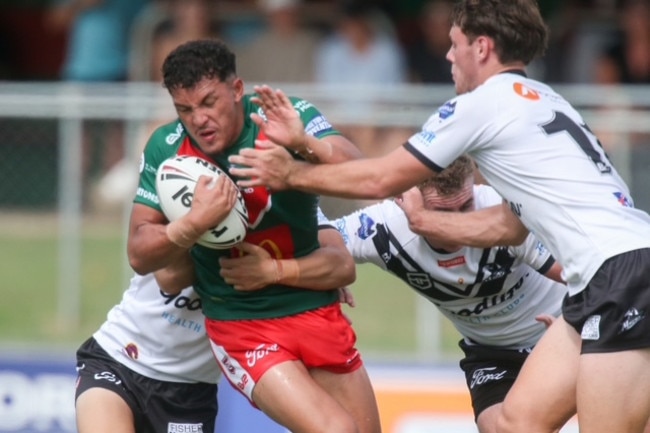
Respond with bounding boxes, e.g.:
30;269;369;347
0;0;647;86
0;0;648;211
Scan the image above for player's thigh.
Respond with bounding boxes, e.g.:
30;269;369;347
76;387;135;433
499;316;579;433
476;403;500;433
252;360;357;433
577;348;650;433
310;365;381;433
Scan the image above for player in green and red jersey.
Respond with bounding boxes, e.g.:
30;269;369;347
127;39;382;433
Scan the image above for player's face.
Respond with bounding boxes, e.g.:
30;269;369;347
170;76;245;156
446;25;480;95
421;177;475;252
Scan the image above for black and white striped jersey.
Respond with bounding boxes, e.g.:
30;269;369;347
324;185;565;349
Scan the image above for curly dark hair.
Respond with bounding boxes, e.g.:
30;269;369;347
418;155;475;196
451;0;548;65
162;39;237;91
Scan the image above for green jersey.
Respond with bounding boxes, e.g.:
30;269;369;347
135;95;341;320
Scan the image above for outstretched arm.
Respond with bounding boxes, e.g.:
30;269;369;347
219;228;356;291
250;85;362;163
396;186;530;247
229;141;432;199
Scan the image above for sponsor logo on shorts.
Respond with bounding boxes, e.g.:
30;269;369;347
168;422;203;433
581;315;601;340
619;308;646;334
93;371;122;385
246;343;280;367
470;367;507;388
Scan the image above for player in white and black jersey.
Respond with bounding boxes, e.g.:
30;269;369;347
229;1;650;432
325;156;565;433
74;273;220;433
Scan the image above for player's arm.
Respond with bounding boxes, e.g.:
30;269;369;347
249;85;363;164
543;262;565;284
153;251;196;295
398;186;529;247
219;228;356;291
230;142;432;199
128;175;237;274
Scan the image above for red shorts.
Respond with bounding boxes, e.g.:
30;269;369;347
205;303;362;402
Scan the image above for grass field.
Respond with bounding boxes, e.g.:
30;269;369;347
0;212;462;361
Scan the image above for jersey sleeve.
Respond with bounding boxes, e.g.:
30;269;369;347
133;122;184;212
404;89;500;172
328;202;398;270
508;233;555;274
289;96;341;140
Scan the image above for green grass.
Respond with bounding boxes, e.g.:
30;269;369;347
0;215;462;360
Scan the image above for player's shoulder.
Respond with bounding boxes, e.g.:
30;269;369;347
147;119;187;148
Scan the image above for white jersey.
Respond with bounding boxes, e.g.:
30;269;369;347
325;185;565;349
93;273;220;384
406;72;650;296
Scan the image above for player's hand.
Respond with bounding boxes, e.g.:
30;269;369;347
229;140;300;190
535;314;556;329
338;286;356;308
250;85;307;152
220;242;276;291
185;175;237;232
394;187;426;233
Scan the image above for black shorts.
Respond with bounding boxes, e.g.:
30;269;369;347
75;337;218;433
563;248;650;354
458;339;531;421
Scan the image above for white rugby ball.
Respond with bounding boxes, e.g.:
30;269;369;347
156;155;248;249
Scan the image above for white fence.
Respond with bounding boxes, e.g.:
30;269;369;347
1;82;649;359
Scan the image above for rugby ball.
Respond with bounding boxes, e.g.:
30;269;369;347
156;155;248;249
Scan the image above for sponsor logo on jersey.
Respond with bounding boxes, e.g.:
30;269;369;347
407;272;433;290
513;82;540;101
619;308;645;334
294;100;314;113
123;343;139;360
93;371;122;385
411;130;437;148
165;123;185;145
437;256;466;268
168;422;203;433
581;315;601;340
438;101;456;119
246;343;280;367
535;241;547;257
305;115;334;136
136;187;160;204
470;367;507;388
613;192;633;207
356;213;376;239
236;225;296;259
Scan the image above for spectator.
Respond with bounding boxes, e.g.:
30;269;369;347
594;0;650;84
314;0;408;160
315;0;406;85
45;0;149;209
47;0;149;82
406;0;454;84
236;0;323;83
149;0;221;83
